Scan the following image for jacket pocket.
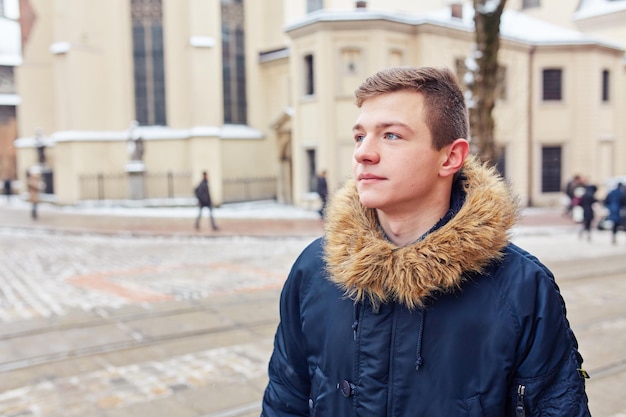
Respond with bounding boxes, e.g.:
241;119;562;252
309;367;327;417
464;394;486;417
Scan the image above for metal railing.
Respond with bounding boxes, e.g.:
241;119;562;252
79;172;277;203
222;176;277;203
79;172;192;200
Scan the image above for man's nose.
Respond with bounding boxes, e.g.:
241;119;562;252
354;136;380;164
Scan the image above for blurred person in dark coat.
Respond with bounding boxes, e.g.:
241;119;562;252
604;182;625;244
194;171;218;231
578;184;598;242
316;170;328;218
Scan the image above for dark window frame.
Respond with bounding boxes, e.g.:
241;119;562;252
602;69;610;102
541;146;562;193
307;0;323;13
306;149;317;192
304;54;315;96
221;0;247;124
131;0;167;126
522;0;540;9
542;68;562;101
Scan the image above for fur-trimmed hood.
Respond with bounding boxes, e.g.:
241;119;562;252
323;155;520;310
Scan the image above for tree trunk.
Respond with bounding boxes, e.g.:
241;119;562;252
472;0;507;167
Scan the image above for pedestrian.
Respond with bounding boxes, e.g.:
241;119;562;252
3;178;11;202
194;171;218;231
27;170;43;220
316;170;328;218
563;174;584;218
262;66;590;416
604;182;625;244
578;184;598;242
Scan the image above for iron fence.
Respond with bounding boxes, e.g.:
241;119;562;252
79;172;277;203
79;172;192;200
223;176;277;203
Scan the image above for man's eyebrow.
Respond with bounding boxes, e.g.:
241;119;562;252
352;121;414;132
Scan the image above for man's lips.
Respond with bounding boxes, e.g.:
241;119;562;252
358;174;385;181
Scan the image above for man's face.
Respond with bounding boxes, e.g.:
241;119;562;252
352;90;449;214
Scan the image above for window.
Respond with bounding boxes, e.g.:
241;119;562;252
304;54;315;95
542;69;562;101
602;69;610;102
0;66;15;94
0;105;16;124
306;149;317;192
307;0;323;13
522;0;540;9
222;0;247;124
131;0;167;126
541;146;562;193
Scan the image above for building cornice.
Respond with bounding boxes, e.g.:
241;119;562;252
284;7;624;52
15;125;265;147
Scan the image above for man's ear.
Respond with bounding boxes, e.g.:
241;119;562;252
440;139;469;178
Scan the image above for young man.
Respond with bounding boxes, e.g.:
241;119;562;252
262;66;590;416
194;171;218;231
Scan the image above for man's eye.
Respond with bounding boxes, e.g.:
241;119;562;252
384;133;400;140
354;134;365;142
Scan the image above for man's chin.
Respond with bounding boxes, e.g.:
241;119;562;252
358;195;382;210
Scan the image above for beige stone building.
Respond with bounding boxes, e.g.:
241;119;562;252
13;0;626;207
0;0;21;185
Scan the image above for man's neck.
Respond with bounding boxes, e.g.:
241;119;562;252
376;193;451;247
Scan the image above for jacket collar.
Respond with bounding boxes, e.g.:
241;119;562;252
323;155;520;309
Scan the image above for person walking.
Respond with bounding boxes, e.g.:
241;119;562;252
3;178;12;203
578;184;598;242
27;170;42;220
563;174;584;218
194;171;218;231
604;182;625;244
316;170;328;218
262;66;590;416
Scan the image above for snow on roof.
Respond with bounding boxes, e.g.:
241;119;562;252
286;3;624;51
499;8;621;48
574;0;626;20
422;2;623;49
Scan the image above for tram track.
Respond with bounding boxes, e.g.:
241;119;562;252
0;298;279;373
0;318;277;373
0;295;275;342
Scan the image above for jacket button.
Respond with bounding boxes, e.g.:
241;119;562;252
339;379;355;397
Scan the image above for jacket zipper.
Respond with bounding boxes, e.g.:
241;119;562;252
352;303;361;340
515;384;526;417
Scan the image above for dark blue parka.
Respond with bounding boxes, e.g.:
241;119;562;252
262;157;590;417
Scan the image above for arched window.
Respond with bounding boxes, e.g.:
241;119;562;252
131;0;167;126
222;0;247;124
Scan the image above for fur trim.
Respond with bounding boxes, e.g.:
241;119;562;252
323;155;520;310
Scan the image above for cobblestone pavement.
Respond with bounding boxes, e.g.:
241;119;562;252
0;228;309;322
1;199;626;416
0;225;311;417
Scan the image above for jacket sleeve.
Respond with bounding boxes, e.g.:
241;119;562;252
262;248;314;416
507;254;591;417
